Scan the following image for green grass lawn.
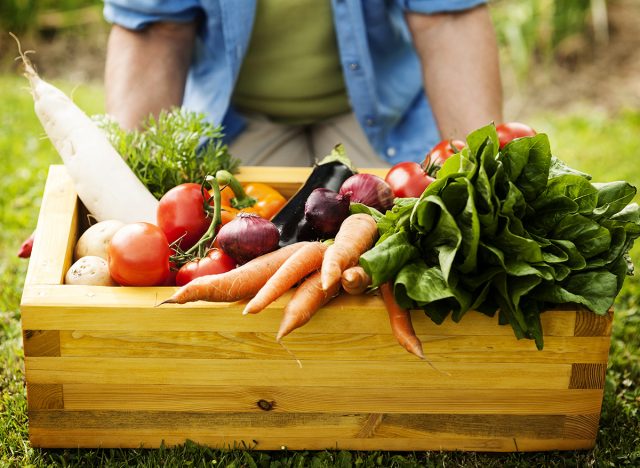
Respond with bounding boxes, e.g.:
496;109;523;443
1;74;639;467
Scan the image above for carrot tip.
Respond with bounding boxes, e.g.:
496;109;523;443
156;298;176;306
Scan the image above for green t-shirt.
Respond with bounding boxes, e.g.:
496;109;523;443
232;0;351;125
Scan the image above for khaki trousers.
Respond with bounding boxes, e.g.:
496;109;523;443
229;112;390;168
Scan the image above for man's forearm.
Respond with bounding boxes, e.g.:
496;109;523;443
105;22;197;130
406;5;503;141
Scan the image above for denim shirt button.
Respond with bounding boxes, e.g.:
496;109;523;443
349;62;360;71
365;117;376;127
386;147;396;157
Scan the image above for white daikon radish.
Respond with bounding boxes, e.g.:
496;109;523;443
13;35;159;224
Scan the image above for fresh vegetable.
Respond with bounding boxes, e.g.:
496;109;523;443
385;162;435;198
64;256;117;286
243;241;328;315
216;170;286;223
17;232;34;258
339;174;394;212
175;249;236;286
74;220;124;261
276;271;341;341
161;242;308;304
496;122;537;148
96;108;240;199
379;281;424;359
216;213;280;264
321;213;379;291
360;123;640;349
271;145;356;247
423;139;465;172
158;183;211;250
341;266;372;295
304;188;351;238
108;222;170;286
13;35;159;224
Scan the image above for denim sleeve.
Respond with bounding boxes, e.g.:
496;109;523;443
394;0;487;14
103;0;202;30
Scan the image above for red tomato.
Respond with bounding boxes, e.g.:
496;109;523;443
158;183;211;250
424;139;465;172
175;249;237;286
108;222;171;286
385;161;435;198
496;122;536;148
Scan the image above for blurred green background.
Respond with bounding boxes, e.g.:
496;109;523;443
1;1;638;466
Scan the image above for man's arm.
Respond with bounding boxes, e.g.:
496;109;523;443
405;5;503;140
105;22;197;130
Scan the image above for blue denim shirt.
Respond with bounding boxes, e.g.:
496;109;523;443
104;0;485;164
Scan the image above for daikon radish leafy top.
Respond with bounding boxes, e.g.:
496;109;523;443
13;35;159;224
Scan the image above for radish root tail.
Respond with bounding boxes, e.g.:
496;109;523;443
9;32;39;84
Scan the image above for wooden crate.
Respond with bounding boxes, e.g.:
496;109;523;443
21;165;613;451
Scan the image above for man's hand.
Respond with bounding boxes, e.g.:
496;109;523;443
105;21;197;130
406;5;503;141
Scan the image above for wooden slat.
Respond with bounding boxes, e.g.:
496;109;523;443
23;330;60;357
235;166;388;199
27;431;597;451
26;384;64;410
28;411;594;440
23;165;78;286
574;309;614;336
21;286;580;336
58;330;611;363
25;357;572;389
61;385;604;415
569;363;607;389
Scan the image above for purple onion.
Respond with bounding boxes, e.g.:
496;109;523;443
304;188;351;238
339;173;394;212
216;213;280;264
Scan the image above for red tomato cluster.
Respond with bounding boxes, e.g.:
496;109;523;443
385;122;537;199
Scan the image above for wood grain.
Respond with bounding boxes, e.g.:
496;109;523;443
28;411;594;440
23;165;78;287
569;363;607;389
25;357;573;389
23;330;60;357
57;330;611;363
21;286;578;336
26;384;64;410
61;385;604;415
27;430;598;451
574;309;614;337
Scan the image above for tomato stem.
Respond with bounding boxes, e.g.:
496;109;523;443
216;170;257;210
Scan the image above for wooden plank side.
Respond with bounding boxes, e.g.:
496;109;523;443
23;330;60;357
569;363;608;389
28;431;597;451
28;411;597;451
23;165;78;287
25;357;572;389
26;384;64;410
574;309;614;337
61;385;604;415
58;330;611;364
21;286;579;337
29;411;576;439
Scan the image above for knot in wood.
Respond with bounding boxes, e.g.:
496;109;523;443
257;399;275;411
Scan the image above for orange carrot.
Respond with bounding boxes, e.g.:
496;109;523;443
242;241;328;315
379;282;424;359
160;242;308;304
341;266;372;295
276;271;340;341
320;213;378;291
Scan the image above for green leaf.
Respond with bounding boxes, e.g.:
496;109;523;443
593;181;637;218
500;133;552;201
359;230;419;287
533;270;618;314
